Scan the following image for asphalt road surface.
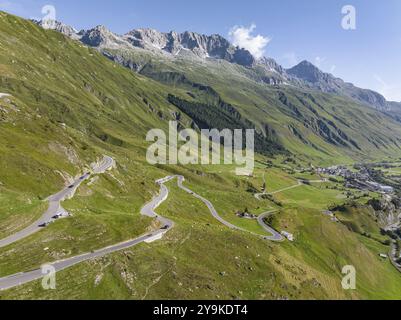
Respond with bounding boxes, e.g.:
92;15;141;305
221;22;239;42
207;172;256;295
254;178;327;199
0;156;115;248
257;211;284;241
176;176;284;242
0;174;283;291
0;174;174;291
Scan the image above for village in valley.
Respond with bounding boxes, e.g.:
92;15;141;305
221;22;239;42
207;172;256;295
316;165;394;194
315;163;401;270
249;160;401;271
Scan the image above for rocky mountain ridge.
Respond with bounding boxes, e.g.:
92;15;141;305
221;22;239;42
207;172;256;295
33;19;80;39
33;19;399;112
125;28;256;66
287;60;390;111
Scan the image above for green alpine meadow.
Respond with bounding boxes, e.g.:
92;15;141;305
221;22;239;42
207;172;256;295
0;1;400;302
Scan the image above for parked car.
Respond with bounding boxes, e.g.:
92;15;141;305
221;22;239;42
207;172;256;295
39;221;51;228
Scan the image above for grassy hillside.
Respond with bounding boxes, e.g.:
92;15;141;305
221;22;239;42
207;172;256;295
0;11;185;239
2;164;401;299
0;12;400;300
104;47;401;165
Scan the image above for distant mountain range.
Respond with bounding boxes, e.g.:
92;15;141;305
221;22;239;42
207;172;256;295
33;19;401;113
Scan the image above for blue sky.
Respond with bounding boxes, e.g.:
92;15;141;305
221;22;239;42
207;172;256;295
1;0;401;101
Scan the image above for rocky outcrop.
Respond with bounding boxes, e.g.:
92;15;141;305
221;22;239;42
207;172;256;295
258;57;285;75
368;196;401;227
79;25;132;49
32;19;80;39
124;29;255;66
287;61;333;86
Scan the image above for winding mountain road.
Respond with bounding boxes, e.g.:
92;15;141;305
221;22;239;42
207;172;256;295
0;156;115;249
0;174;283;291
257;211;283;241
254;180;302;200
254;178;327;199
0;174;174;291
176;176;284;241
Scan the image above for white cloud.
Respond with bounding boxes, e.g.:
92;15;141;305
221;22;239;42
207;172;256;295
330;65;336;73
374;75;401;102
228;24;270;59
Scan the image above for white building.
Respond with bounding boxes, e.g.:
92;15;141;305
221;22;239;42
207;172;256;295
281;231;294;242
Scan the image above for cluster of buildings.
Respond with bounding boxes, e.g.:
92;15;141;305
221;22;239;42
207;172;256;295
236;211;257;219
316;166;394;194
345;180;394;194
316;166;367;180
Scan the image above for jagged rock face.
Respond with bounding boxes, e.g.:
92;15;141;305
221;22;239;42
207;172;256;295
232;48;255;67
254;57;301;86
79;26;131;49
258;57;285;74
287;61;341;87
368;197;401;227
125;28;168;50
32;19;79;39
36;20;256;67
125;28;255;66
178;32;233;60
350;88;388;110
